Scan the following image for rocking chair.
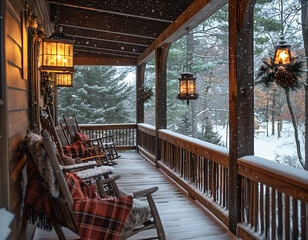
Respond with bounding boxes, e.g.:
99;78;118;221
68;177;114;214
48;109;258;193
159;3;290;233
63;114;120;160
41;107;114;166
25;130;165;240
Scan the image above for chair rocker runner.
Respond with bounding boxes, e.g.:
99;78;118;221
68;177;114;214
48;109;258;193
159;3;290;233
63;114;120;160
24;130;165;240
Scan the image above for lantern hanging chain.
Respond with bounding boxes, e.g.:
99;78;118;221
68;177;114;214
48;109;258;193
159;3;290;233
280;0;283;36
185;27;192;73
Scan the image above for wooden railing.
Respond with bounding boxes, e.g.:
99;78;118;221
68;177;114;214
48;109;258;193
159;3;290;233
79;124;137;150
136;124;308;239
137;123;156;161
237;156;308;240
136;123;230;226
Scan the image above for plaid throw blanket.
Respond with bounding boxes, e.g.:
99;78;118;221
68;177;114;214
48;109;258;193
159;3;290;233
65;172;133;240
62;140;90;158
74;132;89;143
24;158;53;230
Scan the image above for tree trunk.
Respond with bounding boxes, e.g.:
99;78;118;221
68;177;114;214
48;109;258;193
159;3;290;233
187;31;197;137
301;0;308;170
286;90;304;167
272;95;275;135
266;90;269;137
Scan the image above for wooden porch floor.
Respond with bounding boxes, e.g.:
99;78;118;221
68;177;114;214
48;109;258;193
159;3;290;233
34;151;236;240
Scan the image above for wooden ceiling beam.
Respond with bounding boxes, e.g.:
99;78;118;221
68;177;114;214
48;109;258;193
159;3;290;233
137;0;228;64
47;0;193;22
60;25;153;46
47;1;173;23
61;24;153;47
73;37;146;54
75;56;137;66
75;47;138;58
50;5;169;39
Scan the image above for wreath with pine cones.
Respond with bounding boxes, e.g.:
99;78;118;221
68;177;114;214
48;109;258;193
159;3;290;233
256;52;304;91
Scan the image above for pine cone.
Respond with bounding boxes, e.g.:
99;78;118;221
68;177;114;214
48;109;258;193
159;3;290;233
274;68;296;87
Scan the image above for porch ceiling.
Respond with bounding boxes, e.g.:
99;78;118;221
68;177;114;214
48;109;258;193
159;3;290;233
46;0;227;65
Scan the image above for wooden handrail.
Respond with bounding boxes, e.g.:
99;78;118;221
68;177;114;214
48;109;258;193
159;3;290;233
79;123;137;130
158;129;229;168
137;123;156;136
238;155;308;203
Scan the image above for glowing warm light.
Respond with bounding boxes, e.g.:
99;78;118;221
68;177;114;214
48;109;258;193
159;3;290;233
274;49;290;64
56;73;73;87
178;73;198;104
39;38;75;73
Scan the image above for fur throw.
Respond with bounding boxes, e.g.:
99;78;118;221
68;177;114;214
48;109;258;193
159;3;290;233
24;132;59;198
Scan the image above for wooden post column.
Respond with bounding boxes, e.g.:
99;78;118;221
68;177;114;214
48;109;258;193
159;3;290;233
228;0;255;234
136;63;146;123
155;44;171;166
136;63;146;151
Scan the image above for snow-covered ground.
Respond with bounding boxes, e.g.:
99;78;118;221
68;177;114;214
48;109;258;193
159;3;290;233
216;121;305;169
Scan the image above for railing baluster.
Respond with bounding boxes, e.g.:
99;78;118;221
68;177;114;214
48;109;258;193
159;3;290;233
292;198;298;239
260;183;264;235
277;191;283;239
301;202;306;240
271;188;276;240
285;194;290;240
254;181;258;232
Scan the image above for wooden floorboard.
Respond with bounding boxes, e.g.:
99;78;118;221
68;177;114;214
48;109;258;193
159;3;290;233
33;151;236;240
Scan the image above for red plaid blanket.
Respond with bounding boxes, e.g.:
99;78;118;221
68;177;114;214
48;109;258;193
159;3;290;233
24;158;53;230
74;132;89;143
65;172;133;240
62;140;90;158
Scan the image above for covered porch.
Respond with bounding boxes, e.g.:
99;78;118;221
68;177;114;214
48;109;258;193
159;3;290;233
0;0;308;240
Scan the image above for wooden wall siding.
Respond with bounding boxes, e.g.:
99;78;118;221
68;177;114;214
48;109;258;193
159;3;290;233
4;0;28;239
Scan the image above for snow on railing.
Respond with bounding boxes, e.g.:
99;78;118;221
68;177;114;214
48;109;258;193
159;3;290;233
137;125;308;238
238;156;308;240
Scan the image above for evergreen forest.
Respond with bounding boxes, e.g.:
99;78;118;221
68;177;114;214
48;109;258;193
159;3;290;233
58;0;308;169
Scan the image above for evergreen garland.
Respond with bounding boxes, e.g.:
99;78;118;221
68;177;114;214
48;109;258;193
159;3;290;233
256;52;304;91
41;72;54;108
137;86;153;103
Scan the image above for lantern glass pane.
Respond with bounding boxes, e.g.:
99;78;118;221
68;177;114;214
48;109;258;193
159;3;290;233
57;43;65;66
187;80;195;94
274;49;290;64
65;44;73;55
180;80;187;94
66;56;73;67
57;74;72;86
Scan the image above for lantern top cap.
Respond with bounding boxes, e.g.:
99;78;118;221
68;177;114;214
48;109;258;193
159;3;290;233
179;72;195;80
47;26;74;42
274;35;291;50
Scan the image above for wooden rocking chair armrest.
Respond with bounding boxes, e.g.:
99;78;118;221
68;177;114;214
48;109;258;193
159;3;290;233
132;187;158;198
61;161;97;172
80;171;116;181
80;154;105;162
98;175;121;184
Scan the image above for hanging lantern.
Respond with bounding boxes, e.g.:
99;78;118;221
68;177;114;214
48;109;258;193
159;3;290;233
178;72;198;104
39;29;75;73
56;73;73;87
274;36;291;65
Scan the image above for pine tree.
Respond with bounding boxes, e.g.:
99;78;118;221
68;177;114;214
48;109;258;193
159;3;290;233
58;66;135;124
197;117;222;145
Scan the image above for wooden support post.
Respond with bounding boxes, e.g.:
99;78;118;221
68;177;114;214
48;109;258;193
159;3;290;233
228;0;255;234
136;64;146;123
136;63;146;151
155;44;171;166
